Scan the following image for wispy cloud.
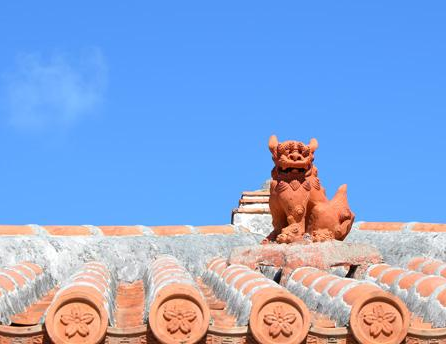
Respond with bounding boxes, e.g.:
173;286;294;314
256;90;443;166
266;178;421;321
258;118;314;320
3;48;107;131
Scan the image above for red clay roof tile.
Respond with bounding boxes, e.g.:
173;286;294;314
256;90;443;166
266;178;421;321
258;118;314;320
196;225;235;235
43;225;93;236
149;225;192;236
239;197;269;205
99;226;144;236
0;225;36;235
242;191;270;197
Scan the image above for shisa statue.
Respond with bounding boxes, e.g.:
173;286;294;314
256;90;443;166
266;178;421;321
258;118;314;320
263;135;355;244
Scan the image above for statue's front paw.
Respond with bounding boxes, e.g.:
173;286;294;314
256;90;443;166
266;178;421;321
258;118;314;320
311;228;334;242
277;224;306;244
288;223;304;235
276;233;290;244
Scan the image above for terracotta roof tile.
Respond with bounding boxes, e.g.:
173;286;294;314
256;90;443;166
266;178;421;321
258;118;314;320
0;324;45;343
43;225;93;236
149;225;192;236
287;266;410;343
106;325;148;343
358;222;405;231
365;263;446;328
239;197;269;205
0;225;36;235
0;251;445;342
196;225;235;235
0;261;55;324
144;255;210;343
4;211;446;343
412;223;446;232
45;262;115;344
407;257;446;278
231;190;272;219
242;191;270;197
232;207;270;214
350;221;446;233
114;281;145;328
203;259;311;344
0;223;256;237
98;226;144;236
10;288;57;325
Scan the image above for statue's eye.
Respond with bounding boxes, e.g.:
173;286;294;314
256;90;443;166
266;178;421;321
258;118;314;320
303;148;310;157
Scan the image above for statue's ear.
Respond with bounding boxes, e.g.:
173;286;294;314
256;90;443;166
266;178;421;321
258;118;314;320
269;135;279;158
308;138;318;153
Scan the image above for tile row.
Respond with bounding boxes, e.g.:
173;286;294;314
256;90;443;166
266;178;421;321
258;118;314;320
0;224;249;236
353;221;446;233
2;256;446;343
232;191;271;217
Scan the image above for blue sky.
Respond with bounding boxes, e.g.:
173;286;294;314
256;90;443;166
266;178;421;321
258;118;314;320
0;2;445;225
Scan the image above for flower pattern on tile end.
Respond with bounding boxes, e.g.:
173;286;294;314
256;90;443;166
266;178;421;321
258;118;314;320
60;306;94;338
263;305;296;338
163;304;197;335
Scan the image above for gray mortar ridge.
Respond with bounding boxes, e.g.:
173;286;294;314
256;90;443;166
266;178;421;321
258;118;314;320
0;232;262;284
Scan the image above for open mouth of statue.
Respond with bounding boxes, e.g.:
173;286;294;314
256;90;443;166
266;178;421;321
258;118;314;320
278;167;307;174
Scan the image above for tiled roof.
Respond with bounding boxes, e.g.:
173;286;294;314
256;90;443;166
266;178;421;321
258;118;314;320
0;241;444;343
0;224;249;236
5;222;446;237
353;221;446;232
0;190;446;343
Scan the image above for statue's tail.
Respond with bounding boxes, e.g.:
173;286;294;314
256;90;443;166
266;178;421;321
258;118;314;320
306;184;355;242
332;184;355;240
